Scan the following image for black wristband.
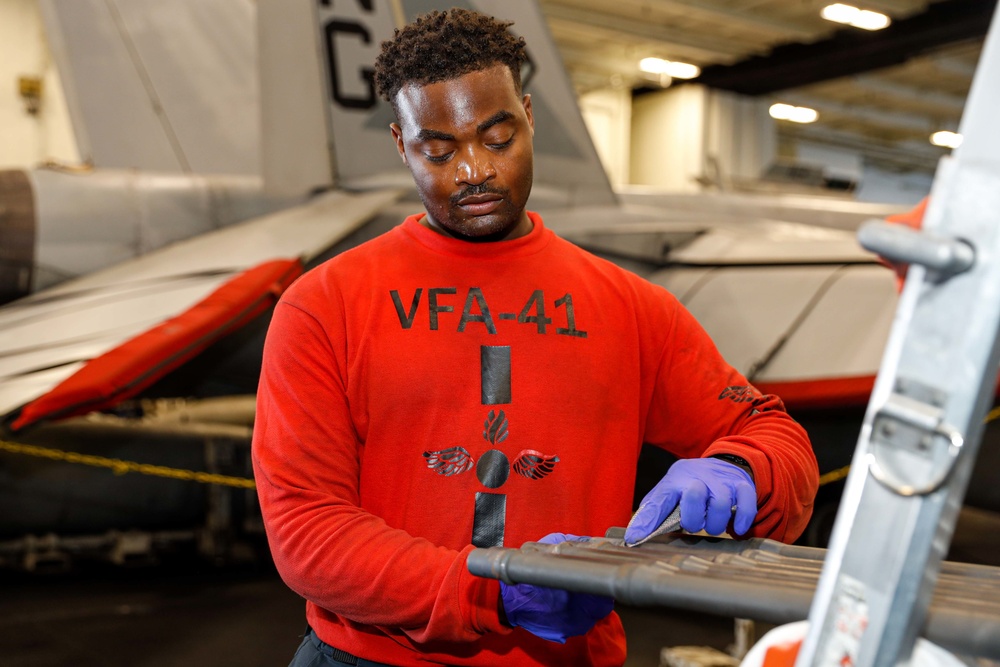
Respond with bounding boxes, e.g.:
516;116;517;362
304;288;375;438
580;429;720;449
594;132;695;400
711;453;754;480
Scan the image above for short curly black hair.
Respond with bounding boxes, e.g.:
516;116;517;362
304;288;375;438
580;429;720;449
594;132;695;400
374;8;527;108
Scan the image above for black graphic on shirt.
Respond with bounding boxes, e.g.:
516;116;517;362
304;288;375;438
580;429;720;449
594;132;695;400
477;450;510;489
718;384;786;416
512;450;559;480
481;348;511;405
719;385;762;403
423;447;474;476
425;444;560;483
483;410;509;445
420;346;560;548
472;492;505;548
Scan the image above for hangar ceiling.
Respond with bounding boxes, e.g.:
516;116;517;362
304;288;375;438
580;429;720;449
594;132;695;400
538;0;995;175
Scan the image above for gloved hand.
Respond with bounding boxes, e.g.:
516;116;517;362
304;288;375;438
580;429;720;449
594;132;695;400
500;533;614;643
624;458;757;545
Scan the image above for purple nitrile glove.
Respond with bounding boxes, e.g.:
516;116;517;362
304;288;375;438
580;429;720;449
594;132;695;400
499;533;615;643
624;458;757;546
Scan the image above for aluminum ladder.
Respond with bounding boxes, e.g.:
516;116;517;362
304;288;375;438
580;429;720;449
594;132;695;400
792;5;1000;665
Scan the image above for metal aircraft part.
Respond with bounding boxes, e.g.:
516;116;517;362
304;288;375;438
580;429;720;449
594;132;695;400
24;167;296;294
545;211;899;391
259;0;616;205
617;188;905;232
0;0;294;304
0;170;35;303
0;396;258;570
466;529;1000;660
0;187;401;420
39;0;260;175
9;259;302;431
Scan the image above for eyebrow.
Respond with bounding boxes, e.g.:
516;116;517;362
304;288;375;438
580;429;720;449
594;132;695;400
416;128;455;142
477;110;515;133
414;110;516;143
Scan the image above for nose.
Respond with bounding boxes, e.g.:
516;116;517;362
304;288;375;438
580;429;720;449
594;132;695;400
454;146;496;186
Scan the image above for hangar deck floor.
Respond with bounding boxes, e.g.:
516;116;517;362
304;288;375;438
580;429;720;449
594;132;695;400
2;507;999;667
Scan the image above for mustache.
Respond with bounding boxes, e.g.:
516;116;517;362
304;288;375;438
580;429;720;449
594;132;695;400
451;184;508;205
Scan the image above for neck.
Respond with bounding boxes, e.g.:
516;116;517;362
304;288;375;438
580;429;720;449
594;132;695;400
421;213;533;243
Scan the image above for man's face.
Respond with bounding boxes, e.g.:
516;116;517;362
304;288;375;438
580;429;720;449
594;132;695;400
390;65;534;242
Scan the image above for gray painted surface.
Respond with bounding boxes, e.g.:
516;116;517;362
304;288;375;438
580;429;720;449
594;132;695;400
39;0;259;175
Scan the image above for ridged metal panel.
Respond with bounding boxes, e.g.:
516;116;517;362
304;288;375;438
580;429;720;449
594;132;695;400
467;529;1000;659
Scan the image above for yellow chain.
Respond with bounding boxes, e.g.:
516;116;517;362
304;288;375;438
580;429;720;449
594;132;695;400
819;465;851;486
988;406;1000;424
0;440;256;489
3;407;996;492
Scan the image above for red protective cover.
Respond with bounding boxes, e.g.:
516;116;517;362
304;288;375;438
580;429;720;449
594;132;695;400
12;259;303;430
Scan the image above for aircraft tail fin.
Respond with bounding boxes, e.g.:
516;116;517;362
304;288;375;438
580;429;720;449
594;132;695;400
258;0;617;206
39;0;260;176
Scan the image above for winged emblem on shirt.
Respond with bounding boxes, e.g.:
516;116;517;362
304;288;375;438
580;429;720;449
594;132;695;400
512;450;560;480
423;446;475;476
718;385;762;403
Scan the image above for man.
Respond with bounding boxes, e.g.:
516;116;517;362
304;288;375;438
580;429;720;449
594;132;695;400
252;8;818;667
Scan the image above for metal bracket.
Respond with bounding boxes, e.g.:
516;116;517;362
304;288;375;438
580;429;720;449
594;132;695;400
857;220;975;280
867;379;964;497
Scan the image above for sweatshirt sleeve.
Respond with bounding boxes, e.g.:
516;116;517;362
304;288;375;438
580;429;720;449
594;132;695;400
251;297;508;644
641;289;819;543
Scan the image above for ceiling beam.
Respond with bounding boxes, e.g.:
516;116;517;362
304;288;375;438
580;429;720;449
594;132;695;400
779;93;940;134
653;0;815;37
543;0;817;39
779;124;944;173
928;52;980;79
555;43;640;78
546;18;745;66
539;2;751;61
686;0;997;95
848;76;967;116
860;0;934;17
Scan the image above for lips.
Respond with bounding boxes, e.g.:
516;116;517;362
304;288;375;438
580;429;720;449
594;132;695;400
456;193;503;216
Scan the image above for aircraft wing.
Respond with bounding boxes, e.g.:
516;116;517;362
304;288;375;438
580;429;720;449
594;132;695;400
546;208;900;411
0;188;402;428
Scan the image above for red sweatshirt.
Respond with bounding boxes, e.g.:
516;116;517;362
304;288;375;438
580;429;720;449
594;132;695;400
252;212;817;666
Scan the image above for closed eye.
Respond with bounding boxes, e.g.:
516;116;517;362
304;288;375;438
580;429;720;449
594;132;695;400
424;152;453;163
488;137;514;150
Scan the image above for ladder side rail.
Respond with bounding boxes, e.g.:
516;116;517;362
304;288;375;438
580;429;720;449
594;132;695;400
795;8;1000;663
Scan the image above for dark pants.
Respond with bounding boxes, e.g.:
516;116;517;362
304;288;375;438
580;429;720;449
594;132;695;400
289;628;395;667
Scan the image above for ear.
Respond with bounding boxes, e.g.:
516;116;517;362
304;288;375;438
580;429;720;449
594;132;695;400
522;94;534;136
390;123;409;166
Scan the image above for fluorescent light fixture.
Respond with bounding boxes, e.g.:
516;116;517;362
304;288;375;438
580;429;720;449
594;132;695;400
639;57;701;79
769;103;819;124
930;130;963;149
821;3;890;30
854;10;891;30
